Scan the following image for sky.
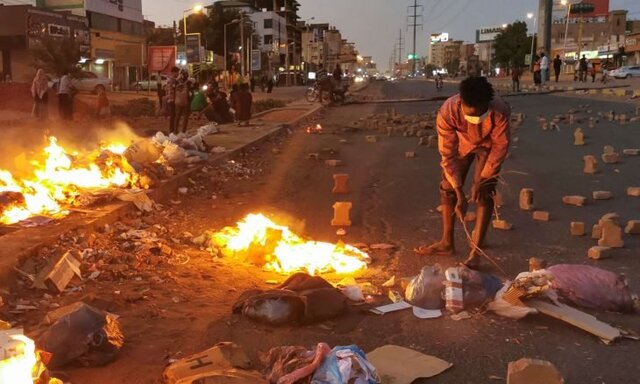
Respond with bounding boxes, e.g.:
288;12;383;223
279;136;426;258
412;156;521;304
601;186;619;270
145;0;640;71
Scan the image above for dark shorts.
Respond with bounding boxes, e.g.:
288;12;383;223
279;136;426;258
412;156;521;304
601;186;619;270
440;149;498;206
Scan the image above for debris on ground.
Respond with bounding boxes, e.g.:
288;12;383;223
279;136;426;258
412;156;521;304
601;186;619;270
260;342;331;384
311;345;380;384
507;358;564;384
366;345;451;383
37;302;124;368
163;342;266;384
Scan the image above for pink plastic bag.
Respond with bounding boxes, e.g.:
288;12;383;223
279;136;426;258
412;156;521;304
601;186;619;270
548;264;636;313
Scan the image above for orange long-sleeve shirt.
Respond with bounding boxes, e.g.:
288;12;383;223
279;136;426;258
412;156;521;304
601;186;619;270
436;94;511;188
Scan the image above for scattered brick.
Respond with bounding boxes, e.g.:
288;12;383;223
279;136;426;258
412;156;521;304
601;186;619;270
588;246;613;260
570;221;585;236
562;195;587;206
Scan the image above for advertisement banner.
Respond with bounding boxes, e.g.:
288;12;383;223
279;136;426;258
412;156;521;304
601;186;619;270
148;46;176;74
251;50;261;71
186;33;201;63
552;0;610;23
476;26;505;43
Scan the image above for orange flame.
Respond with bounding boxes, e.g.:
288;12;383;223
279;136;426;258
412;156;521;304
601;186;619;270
0;333;37;384
212;213;369;275
0;136;137;224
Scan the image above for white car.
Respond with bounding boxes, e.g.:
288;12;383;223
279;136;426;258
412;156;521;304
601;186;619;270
50;71;112;94
133;74;169;91
611;66;640;79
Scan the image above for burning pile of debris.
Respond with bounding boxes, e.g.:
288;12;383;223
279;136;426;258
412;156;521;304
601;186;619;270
0;125;218;227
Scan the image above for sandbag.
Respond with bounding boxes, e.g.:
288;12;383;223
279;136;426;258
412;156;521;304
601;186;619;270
548;264;637;313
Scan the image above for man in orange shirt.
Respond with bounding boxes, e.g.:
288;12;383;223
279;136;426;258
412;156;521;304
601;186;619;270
415;77;511;268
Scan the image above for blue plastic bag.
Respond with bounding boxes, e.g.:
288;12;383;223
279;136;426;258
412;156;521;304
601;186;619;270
312;345;380;384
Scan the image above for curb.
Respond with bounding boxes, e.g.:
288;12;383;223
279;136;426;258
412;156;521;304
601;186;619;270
0;103;324;288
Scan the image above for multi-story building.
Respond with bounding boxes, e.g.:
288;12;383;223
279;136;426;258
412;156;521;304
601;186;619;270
301;22;329;71
0;4;90;82
430;38;462;72
538;0;626;63
36;0;146;90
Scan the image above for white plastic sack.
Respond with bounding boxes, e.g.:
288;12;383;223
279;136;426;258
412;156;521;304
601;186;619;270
162;142;188;164
124;139;163;164
405;265;445;309
197;122;219;136
487;282;538;320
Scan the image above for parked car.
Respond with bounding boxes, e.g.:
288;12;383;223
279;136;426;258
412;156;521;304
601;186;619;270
50;71;112;94
611;66;640;79
133;74;169;91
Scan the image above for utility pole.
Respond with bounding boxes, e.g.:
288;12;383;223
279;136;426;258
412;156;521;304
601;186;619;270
407;0;423;75
397;29;404;75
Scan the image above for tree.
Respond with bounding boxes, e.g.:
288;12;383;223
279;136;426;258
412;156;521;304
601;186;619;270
493;21;533;69
30;36;82;76
179;7;256;69
445;58;460;75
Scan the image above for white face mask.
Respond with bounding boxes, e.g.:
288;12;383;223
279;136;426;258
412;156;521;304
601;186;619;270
464;110;489;125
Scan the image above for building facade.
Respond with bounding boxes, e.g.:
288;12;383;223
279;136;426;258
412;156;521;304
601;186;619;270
37;0;146;89
0;4;89;82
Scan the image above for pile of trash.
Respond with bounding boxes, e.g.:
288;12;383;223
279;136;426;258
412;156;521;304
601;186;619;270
163;341;452;384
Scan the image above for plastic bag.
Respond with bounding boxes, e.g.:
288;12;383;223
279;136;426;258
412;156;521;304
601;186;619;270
459;266;504;309
311;345;380;384
548;264;637;313
162;142;188;164
124;139;162;165
405;265;445;309
487;282;538;320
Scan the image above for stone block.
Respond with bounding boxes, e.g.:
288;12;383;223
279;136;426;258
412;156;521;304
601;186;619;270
427;135;438;148
573;128;585;146
625;220;640;234
533;211;550;221
623;149;640;156
492;220;513;230
570;221;585;236
598;219;624;248
603;145;615;155
324;159;343;167
627;187;640;197
405;151;416;158
583;155;597;174
592;191;612;200
562;195;587;206
519;188;534;210
592;224;602;239
307;153;320;160
601;153;620;164
332;174;349;194
366;135;378;143
588;246;613;260
507;358;564;384
331;202;352;226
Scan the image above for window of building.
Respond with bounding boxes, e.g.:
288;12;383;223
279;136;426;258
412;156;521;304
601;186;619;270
264;35;273;45
89;12;118;32
264;19;273;29
121;19;143;35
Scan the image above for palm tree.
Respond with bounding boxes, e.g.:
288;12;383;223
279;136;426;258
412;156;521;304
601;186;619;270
30;36;82;76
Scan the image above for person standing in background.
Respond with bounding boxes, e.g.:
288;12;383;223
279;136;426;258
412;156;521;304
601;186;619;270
553;55;562;83
511;63;521;93
31;69;49;120
539;52;549;87
57;70;75;120
165;66;180;133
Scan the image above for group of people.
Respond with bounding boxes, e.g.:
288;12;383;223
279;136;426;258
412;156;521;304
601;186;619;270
574;54;601;83
160;66;254;134
315;63;344;102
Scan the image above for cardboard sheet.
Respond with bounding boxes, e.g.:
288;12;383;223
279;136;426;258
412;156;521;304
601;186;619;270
367;345;452;384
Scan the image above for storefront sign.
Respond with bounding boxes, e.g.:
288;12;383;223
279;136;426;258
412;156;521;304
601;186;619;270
476;26;505;43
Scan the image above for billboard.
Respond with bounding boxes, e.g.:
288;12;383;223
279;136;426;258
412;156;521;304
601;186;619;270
148;46;176;74
430;32;449;44
552;0;609;23
185;33;201;63
476;26;505;43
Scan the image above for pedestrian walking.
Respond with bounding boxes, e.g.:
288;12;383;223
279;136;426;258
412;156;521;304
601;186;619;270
165;66;180;133
174;70;192;133
590;62;597;83
511;63;521;93
235;82;253;126
539;52;549;87
414;76;510;270
601;61;609;84
31;69;49;120
57;70;75;120
579;55;588;82
553;54;562;82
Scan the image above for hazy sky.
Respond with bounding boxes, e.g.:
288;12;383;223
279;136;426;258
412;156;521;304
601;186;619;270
146;0;640;70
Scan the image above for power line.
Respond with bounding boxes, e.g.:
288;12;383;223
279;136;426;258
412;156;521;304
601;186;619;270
407;0;423;74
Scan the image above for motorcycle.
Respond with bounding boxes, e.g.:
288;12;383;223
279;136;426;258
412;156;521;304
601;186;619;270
435;77;443;91
305;81;349;105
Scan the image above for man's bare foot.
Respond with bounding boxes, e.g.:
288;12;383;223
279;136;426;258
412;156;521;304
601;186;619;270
414;241;455;256
462;251;482;269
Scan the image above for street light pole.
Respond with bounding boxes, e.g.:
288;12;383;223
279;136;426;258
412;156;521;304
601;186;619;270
240;11;245;76
528;13;537;70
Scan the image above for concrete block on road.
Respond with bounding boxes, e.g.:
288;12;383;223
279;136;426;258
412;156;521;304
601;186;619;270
519;188;534;211
366;135;379;143
492;219;513;230
332;174;349;194
625;220;640;234
627;187;640;197
331;202;352;227
583;155;597;174
405;151;416;158
573;128;585;146
562;195;587;206
601;153;620;164
592;191;612;200
325;159;343;167
570;221;585;236
622;148;640;156
588;246;613;260
592;224;602;239
598;219;624;248
533;211;550;221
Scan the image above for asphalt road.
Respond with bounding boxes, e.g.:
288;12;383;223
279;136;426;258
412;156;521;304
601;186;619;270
239;79;640;383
